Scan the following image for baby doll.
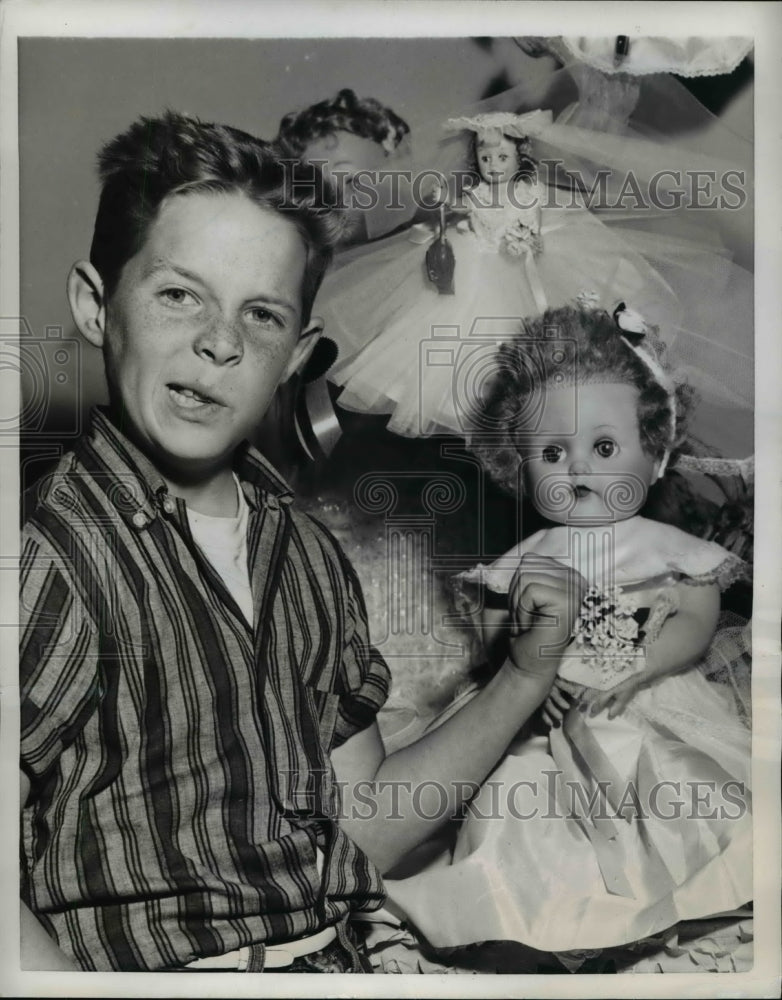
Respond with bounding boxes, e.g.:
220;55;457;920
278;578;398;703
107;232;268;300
383;303;752;957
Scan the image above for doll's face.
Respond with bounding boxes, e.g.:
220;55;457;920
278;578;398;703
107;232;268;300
519;382;660;524
301;130;388;189
301;129;414;244
476;136;519;185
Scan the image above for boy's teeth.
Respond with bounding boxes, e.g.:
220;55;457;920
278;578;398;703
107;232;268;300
171;385;210;404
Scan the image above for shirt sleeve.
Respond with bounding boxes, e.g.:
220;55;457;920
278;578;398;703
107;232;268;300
332;556;391;749
19;529;101;779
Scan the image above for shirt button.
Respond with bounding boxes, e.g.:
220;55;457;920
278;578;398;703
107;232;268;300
132;510;148;529
162;496;176;515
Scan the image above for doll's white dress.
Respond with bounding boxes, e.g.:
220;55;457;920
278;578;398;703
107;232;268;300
384;516;752;954
320;178;684;438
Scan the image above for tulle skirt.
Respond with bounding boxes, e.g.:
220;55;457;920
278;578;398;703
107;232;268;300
385;659;752;954
321;204;703;438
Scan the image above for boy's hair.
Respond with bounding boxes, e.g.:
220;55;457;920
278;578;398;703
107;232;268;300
470;305;696;496
276;88;410;158
90;111;343;325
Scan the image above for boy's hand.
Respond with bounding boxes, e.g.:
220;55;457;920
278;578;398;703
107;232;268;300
507;555;587;685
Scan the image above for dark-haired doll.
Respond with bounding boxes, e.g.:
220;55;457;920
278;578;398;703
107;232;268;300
384;304;752;957
257;89;415;473
277;87;414;246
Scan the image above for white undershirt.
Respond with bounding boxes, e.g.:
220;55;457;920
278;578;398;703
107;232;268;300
186;478;325;877
186;475;254;627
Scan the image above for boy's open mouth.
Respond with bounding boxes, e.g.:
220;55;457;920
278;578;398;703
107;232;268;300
168;383;222;408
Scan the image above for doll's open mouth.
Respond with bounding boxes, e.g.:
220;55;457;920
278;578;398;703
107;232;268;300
573;485;592;499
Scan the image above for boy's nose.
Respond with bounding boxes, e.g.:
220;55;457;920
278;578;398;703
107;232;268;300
194;320;243;366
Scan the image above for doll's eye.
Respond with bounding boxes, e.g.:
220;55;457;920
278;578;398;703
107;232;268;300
542;445;564;463
595;438;618;458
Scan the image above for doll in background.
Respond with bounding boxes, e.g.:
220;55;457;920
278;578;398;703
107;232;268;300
277;87;416;247
255;89;415;474
385;303;752;960
330;110;552;439
322;111;694;440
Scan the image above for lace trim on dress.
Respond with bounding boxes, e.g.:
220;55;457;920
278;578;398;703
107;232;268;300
673;454;754;484
681;554;750;591
640;590;679;644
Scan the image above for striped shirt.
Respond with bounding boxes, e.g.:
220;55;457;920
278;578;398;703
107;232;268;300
20;408;390;971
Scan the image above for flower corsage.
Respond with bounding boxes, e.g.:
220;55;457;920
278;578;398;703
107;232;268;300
503;220;542;258
567;585;647;686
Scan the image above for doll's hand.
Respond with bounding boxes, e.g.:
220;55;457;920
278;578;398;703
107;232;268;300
587;673;647;719
541;678;579;728
424;176;452;208
507;555;587;685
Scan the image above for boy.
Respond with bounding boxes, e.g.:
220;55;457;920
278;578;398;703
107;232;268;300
20;112;584;972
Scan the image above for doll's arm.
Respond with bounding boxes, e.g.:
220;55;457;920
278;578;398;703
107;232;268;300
503;181;543;255
524;179;543;235
589;580;721;718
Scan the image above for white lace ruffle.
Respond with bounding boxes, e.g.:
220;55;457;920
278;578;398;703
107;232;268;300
673;454;754;485
560;36;753;78
682;554;750;591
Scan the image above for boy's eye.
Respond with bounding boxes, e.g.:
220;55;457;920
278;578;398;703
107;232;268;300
247;306;283;328
159;287;195;306
542;445;564;463
595;438;618;458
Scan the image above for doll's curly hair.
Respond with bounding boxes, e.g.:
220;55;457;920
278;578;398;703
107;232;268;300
470;305;696;497
277;88;410;158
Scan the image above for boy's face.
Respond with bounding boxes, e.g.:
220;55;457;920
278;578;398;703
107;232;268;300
519;381;659;524
100;191;318;480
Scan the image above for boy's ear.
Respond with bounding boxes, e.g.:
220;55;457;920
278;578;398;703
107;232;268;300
67;261;107;348
281;317;324;383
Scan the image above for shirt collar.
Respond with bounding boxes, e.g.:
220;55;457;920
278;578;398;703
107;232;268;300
78;407;294;528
